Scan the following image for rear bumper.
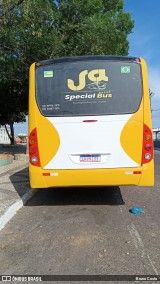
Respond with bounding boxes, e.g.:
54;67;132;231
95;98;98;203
29;161;154;188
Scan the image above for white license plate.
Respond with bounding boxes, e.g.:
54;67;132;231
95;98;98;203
80;155;101;162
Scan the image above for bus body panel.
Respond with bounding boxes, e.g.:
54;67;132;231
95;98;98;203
39;115;142;170
29;162;154;188
29;57;154;188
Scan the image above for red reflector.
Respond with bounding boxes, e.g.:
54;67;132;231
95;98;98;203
83;120;97;123
133;171;142;175
42;173;50;176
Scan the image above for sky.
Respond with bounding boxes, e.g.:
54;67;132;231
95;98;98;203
14;0;160;134
124;0;160;128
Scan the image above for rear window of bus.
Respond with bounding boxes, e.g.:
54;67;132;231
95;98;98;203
36;60;142;117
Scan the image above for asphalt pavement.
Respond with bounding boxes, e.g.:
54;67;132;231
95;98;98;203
0;150;159;280
0;146;159;233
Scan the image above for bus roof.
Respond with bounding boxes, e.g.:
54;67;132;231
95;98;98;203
36;55;140;66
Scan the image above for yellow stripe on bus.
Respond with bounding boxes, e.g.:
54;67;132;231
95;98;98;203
120;99;143;165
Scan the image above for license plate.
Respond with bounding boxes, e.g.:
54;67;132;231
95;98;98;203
80;154;101;162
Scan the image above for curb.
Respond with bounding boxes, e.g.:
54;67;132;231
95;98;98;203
0;189;38;231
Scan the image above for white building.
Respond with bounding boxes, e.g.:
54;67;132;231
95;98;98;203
0;125;10;144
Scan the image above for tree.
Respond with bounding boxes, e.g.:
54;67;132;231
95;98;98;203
56;0;134;56
0;0;134;144
0;0;62;143
0;83;26;144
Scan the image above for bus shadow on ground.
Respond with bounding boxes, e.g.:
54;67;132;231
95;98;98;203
9;166;31;200
27;186;125;206
10;168;125;206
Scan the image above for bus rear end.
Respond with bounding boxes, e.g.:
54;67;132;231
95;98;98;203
29;56;154;188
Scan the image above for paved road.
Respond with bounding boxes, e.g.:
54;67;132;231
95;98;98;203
0;151;160;282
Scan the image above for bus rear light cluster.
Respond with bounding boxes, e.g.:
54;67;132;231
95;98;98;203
142;124;153;164
29;128;41;167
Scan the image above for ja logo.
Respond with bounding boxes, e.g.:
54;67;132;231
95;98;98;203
67;69;108;91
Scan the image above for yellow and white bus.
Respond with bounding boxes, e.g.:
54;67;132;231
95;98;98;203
29;56;154;188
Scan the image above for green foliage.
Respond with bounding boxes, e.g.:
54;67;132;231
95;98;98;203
55;0;134;56
17;134;27;140
0;0;134;143
0;0;62;142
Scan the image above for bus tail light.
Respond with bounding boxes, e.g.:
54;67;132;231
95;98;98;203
29;128;41;167
142;124;153;164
